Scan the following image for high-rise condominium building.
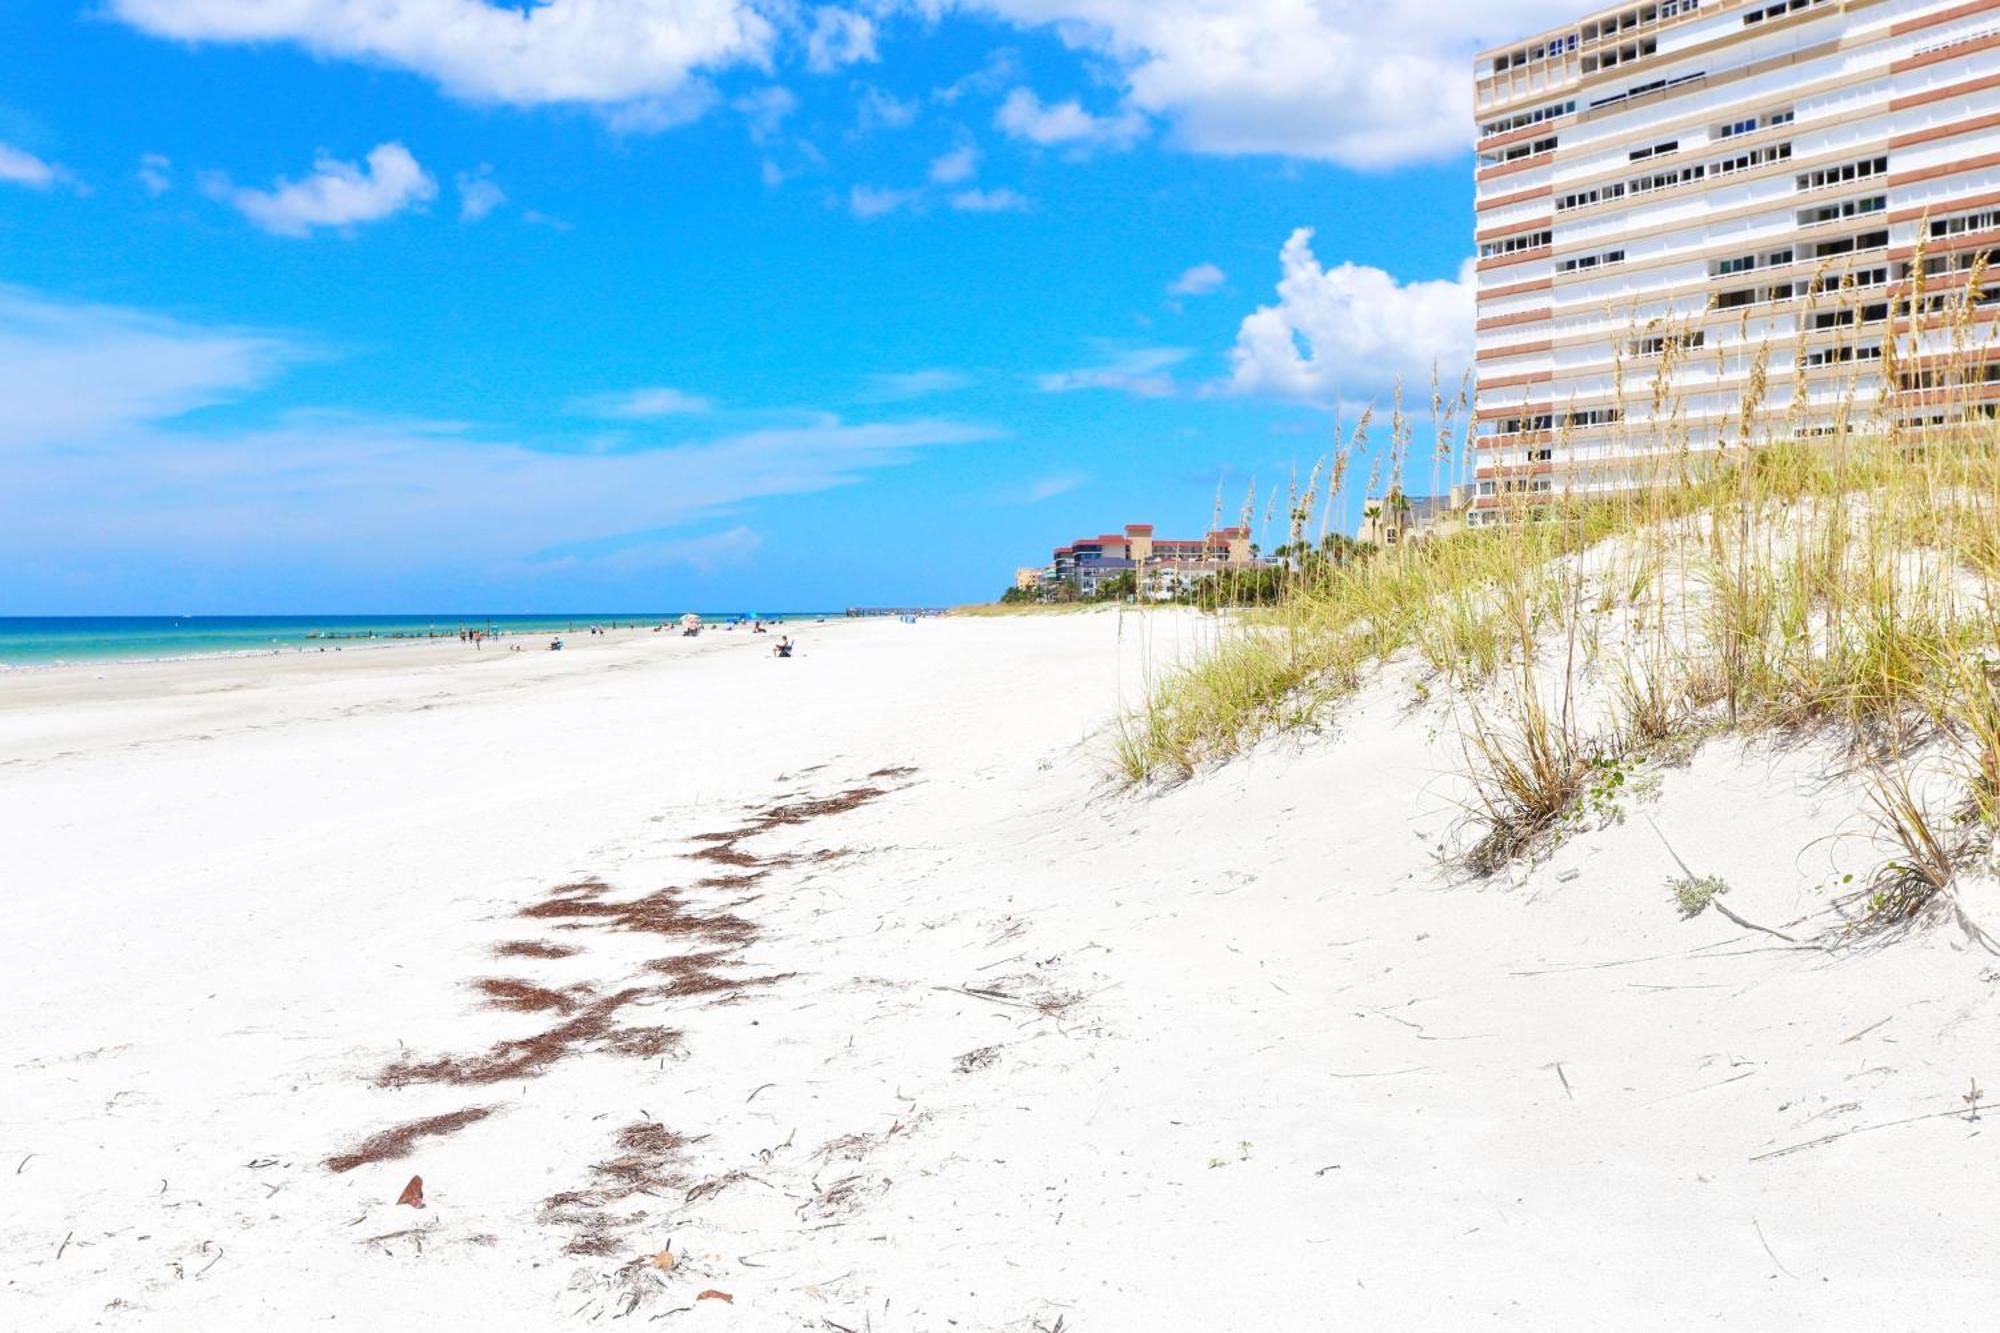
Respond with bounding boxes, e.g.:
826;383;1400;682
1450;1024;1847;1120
1472;0;2000;520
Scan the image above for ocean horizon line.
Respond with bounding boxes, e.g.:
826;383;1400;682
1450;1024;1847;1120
0;611;853;669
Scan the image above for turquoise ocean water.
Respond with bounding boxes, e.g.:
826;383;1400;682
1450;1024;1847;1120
0;614;836;667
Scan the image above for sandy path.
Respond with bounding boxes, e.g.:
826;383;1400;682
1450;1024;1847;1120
5;610;1999;1329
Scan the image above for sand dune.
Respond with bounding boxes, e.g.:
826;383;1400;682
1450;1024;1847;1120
4;609;1997;1329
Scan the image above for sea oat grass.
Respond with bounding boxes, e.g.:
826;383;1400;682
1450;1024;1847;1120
1116;289;2000;896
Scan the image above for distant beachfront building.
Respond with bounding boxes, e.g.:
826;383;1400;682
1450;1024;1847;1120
1473;0;2000;519
1036;522;1259;598
1355;488;1475;545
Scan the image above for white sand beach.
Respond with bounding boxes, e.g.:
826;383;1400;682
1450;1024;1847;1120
5;609;1999;1329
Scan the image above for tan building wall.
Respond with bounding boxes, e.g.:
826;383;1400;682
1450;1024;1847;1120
1357;488;1472;545
1471;0;2000;516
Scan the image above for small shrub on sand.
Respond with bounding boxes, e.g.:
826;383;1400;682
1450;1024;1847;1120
1670;874;1730;919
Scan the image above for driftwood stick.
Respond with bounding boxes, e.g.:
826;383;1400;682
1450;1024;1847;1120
1750;1104;1974;1162
1753;1218;1797;1278
1708;896;1801;944
936;985;1037;1010
1839;1016;1892;1044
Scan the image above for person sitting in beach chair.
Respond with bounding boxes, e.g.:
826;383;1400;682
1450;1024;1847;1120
773;636;793;658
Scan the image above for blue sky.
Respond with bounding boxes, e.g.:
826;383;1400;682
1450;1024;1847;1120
0;0;1578;613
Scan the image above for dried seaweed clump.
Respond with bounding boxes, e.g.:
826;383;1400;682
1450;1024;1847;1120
376;989;681;1088
325;1107;495;1173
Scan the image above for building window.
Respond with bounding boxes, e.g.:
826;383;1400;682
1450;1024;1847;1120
1744;0;1833;25
1710;142;1791;177
1479;136;1559;168
1931;207;2000;238
1629;330;1705;356
1480;99;1576;138
1558;247;1626;274
1480;229;1552;259
1590;69;1705;111
1560;407;1622;429
1797;157;1888;192
1582;35;1658;74
1798;195;1885;226
1808;302;1889;330
1809;229;1887;259
1717;107;1794;139
1805;344;1882;367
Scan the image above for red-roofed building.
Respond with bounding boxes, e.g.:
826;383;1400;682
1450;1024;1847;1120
1036;521;1259;598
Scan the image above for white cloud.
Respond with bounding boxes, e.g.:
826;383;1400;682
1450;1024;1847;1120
1024;472;1084;501
760;158;788;188
107;0;774;113
956;0;1586;166
0;142;69;190
733;84;798;142
456;166;506;221
10;411;998;599
864;368;973;400
106;0;1585;166
602;81;721;134
994;86;1145;151
138;153;174;196
1228;227;1474;403
932;47;1022;105
805;6;877;73
855;84;919;132
1038;345;1189;398
949;186;1028;212
1169;262;1225;296
928;143;978;184
848;183;920;219
0;284;1001;599
577;386;716;418
535;524;765;574
0;286;294;448
212;142;437;237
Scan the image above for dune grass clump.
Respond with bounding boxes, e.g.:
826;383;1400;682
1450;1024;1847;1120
1116;262;2000;920
1863;763;1966;922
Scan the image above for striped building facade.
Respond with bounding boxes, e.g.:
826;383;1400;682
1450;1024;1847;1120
1472;0;2000;518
